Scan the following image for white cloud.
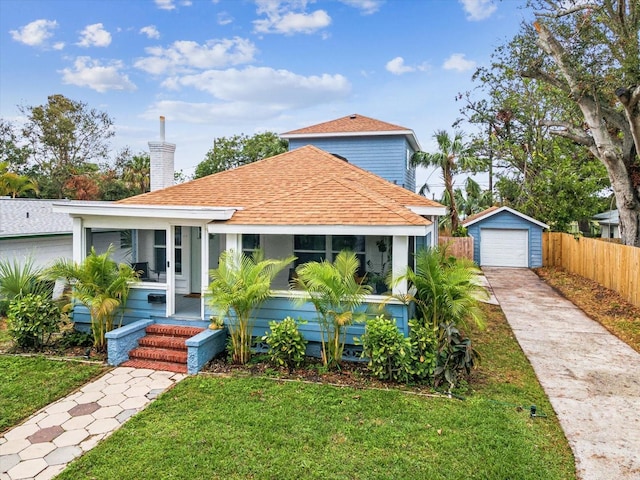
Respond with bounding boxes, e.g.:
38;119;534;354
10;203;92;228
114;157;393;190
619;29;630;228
60;56;136;93
339;0;383;15
134;37;257;75
217;12;233;25
155;0;192;10
254;0;331;35
77;23;112;47
162;66;350;108
442;53;476;72
459;0;497;21
140;25;160;39
386;57;414;75
385;57;428;75
10;19;59;47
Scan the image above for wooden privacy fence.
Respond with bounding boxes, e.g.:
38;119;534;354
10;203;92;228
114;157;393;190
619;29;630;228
439;236;474;261
543;232;640;308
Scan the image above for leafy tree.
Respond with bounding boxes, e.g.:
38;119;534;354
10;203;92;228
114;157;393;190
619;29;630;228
207;249;295;364
195;132;288;178
412;131;481;232
44;246;139;351
460;33;611;232
0;119;31;173
495;1;639;245
19;94;114;198
293;250;373;369
99;148;151;200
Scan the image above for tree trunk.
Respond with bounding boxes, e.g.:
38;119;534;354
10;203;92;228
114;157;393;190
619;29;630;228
534;21;640;246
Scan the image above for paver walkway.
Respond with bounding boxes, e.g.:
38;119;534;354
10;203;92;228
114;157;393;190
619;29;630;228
0;366;185;480
483;267;640;480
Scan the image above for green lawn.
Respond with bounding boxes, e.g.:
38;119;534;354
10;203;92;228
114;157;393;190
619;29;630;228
0;356;108;431
57;304;575;480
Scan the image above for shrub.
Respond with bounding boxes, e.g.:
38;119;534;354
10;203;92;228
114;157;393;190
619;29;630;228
357;315;411;383
262;317;307;372
435;322;480;391
7;294;61;350
407;318;438;381
57;329;93;349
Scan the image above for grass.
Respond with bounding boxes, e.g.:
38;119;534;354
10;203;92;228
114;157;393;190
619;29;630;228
0;355;107;432
535;267;640;353
57;303;575;480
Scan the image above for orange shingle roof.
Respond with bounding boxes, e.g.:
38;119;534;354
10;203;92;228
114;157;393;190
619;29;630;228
281;114;411;135
118;145;442;227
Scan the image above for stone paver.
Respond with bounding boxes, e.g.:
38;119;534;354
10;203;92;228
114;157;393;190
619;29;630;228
484;267;640;480
1;366;185;480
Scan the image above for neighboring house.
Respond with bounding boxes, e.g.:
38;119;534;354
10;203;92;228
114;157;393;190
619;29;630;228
0;197;129;269
0;198;73;268
462;206;549;268
55;141;444;367
593;209;620;239
281;114;418;192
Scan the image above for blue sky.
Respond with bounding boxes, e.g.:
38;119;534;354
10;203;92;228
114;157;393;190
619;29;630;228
0;0;531;191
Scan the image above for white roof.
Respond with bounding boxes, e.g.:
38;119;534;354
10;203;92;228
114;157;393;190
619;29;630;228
0;198;73;238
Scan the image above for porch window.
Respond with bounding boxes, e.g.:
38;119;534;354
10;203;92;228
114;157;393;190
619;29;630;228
242;234;260;256
294;235;326;267
174;227;182;275
154;230;167;278
331;235;366;276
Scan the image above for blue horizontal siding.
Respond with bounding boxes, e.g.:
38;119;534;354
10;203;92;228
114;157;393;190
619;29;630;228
289;136;415;191
468;211;545;267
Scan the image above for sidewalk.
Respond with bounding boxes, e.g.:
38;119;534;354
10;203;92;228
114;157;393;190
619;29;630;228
483;267;640;480
0;367;185;480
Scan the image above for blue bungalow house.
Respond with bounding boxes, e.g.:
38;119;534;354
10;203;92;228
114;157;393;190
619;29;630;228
53;117;445;373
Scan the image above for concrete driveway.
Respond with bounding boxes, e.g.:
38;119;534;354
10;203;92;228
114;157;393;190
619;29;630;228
483;268;640;480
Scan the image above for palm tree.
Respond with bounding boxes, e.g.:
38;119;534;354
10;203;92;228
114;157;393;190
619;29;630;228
207;249;295;364
0;256;50;301
0;162;39;198
44;246;139;351
397;247;486;331
412;130;479;232
293;250;373;369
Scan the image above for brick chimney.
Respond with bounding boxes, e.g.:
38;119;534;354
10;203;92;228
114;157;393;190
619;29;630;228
148;116;176;191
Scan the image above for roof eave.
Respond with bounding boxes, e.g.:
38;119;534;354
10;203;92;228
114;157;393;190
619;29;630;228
52;201;239;221
463;206;549;229
281;130;421;151
208;224;431;236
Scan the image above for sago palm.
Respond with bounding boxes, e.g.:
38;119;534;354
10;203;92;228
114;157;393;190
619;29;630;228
207;249;295;364
44;245;139;351
293;250;372;369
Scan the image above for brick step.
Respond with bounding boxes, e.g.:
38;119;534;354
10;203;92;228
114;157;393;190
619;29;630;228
145;324;204;338
138;334;188;351
129;347;188;364
121;359;187;374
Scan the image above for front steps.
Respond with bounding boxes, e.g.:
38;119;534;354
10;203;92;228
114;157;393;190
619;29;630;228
122;324;204;373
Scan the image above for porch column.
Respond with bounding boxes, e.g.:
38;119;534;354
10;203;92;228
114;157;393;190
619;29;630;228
225;233;242;252
72;217;84;264
392;235;408;295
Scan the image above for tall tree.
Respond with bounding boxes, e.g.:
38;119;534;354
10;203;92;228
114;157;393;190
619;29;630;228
412;130;480;233
459;55;610;231
0;119;31;173
195;132;288;178
19;94;114;198
506;0;639;245
0;162;39;198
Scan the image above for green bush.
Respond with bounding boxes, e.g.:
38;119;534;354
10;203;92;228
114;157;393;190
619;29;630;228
262;316;307;372
57;329;93;349
435;322;480;391
7;294;61;350
407;318;438;381
357;316;411;383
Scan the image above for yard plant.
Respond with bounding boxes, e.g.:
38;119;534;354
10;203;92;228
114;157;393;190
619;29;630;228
293;250;372;369
262;316;307;372
44;246;139;352
207;249;294;364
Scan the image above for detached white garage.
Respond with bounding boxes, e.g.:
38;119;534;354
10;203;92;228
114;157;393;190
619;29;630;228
462;206;549;268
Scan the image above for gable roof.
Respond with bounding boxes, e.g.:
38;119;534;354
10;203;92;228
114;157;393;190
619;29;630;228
118;145;443;228
280;114;421;151
592;209;619;225
462;206;549;229
0;198;73;238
